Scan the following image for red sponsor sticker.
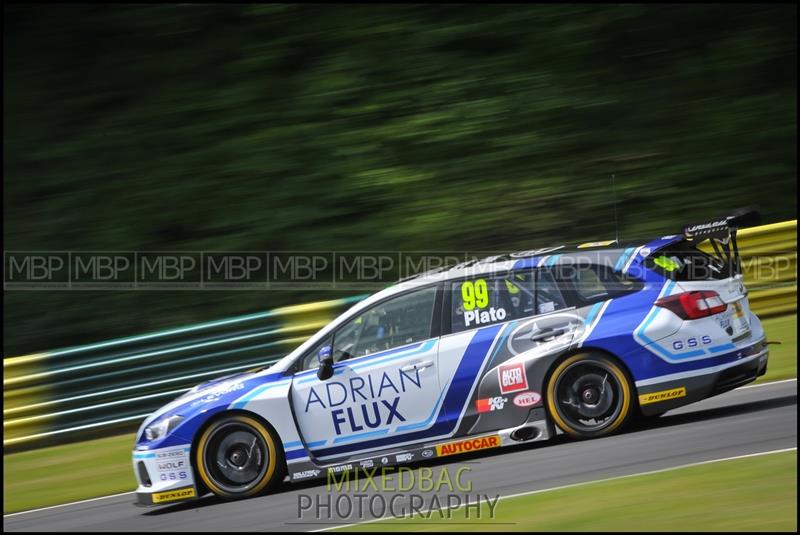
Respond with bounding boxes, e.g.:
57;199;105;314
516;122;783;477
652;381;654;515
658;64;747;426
475;396;507;413
512;391;542;408
436;435;501;457
498;362;528;394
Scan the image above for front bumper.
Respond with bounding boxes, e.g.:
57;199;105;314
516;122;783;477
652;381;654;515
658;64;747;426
135;486;199;507
132;444;200;507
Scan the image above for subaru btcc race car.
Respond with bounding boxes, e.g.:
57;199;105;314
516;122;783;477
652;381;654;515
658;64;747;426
133;210;770;506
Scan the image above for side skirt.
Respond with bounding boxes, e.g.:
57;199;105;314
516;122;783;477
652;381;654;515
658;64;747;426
287;415;555;483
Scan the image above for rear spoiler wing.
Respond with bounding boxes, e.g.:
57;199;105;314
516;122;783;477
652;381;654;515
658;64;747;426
682;208;761;274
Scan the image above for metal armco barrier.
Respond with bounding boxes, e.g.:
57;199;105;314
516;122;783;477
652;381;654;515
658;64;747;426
3;220;796;450
735;220;797;317
3;295;367;450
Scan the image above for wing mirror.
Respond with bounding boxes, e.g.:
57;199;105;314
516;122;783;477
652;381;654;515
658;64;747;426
317;345;334;381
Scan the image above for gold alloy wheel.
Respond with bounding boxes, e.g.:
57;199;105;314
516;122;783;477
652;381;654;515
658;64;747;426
546;353;633;438
195;414;282;499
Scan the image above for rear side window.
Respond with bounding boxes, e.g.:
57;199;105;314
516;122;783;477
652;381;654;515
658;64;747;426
647;242;732;281
550;264;642;308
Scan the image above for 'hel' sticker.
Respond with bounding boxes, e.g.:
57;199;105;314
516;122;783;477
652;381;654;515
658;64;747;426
498;362;528;394
512;391;542;408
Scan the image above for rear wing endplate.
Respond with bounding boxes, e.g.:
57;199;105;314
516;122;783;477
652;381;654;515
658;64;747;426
682;208;761;275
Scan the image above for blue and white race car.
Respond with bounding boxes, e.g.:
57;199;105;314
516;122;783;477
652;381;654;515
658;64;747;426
132;211;770;506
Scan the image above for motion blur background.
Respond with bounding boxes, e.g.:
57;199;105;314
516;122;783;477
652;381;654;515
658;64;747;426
3;3;797;356
2;4;798;522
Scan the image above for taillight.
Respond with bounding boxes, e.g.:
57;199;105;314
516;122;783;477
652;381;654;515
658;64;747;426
655;290;727;320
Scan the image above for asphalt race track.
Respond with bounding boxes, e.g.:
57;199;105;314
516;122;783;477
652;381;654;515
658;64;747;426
4;380;797;532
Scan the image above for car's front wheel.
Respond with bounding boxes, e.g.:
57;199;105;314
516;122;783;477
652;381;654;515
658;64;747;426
546;353;634;438
195;414;284;499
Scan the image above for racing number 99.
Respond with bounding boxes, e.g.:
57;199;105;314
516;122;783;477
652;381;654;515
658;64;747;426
462;279;489;311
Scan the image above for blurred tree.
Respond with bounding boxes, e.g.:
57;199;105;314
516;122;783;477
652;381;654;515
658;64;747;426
3;4;796;355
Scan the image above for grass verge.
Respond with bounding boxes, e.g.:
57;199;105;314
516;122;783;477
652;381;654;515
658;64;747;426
3;315;796;514
755;313;796;383
336;450;797;532
3;433;137;514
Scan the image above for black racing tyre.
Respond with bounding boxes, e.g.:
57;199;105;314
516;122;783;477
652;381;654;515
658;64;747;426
195;414;284;499
546;353;635;439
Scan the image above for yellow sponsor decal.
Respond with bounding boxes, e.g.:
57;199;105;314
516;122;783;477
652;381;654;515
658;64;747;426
436;435;501;457
639;387;687;405
577;240;617;249
152;487;196;504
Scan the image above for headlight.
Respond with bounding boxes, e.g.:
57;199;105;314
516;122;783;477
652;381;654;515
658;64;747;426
144;415;184;441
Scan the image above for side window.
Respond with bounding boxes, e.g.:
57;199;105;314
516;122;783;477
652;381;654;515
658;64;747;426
332;286;437;362
593;265;641;296
450;272;536;333
551;264;641;308
572;266;609;301
299;336;332;372
535;269;568;314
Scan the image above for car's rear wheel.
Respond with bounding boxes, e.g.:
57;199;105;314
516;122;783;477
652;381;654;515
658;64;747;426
546;353;634;438
195;414;284;499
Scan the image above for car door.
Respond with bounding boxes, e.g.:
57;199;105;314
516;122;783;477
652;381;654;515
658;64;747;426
289;285;443;460
439;268;579;437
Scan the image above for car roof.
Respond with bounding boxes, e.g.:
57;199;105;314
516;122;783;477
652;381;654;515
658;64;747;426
266;233;683;374
391;235;682;287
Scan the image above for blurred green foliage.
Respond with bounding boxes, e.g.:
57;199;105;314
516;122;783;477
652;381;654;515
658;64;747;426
3;4;796;355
